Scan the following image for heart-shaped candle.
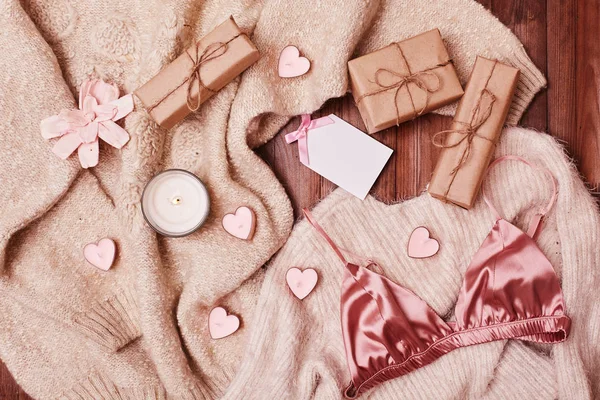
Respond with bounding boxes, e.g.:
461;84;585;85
222;206;256;240
84;238;116;271
407;227;440;259
278;45;311;78
286;267;318;300
209;307;240;339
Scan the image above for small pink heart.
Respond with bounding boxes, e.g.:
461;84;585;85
286;268;318;300
407;227;440;259
278;45;311;78
222;206;256;240
209;307;240;339
84;238;116;271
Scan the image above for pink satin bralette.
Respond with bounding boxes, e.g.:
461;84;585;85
304;156;571;398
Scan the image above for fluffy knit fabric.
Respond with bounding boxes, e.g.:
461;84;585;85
0;0;548;398
224;128;600;400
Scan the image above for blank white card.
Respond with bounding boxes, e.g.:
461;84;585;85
304;114;393;199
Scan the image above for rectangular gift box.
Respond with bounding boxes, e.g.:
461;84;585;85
428;56;520;209
135;17;260;129
348;29;464;134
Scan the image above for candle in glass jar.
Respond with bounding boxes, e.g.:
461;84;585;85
141;169;210;237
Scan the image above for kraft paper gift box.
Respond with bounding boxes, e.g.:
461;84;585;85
348;29;464;134
135;17;260;129
428;56;520;209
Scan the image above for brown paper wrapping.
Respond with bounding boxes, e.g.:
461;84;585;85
348;29;464;134
135;17;260;129
428;56;520;209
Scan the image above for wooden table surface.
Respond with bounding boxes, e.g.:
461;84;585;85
1;1;598;398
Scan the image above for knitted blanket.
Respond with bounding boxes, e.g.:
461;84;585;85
224;128;600;400
0;0;553;398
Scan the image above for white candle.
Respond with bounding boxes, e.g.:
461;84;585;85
141;170;210;237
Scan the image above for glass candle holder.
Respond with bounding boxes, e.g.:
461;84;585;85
141;169;210;237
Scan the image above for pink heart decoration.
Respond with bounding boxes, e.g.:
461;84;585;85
222;206;256;240
286;268;318;300
209;307;240;339
407;227;440;259
278;45;311;78
84;238;116;271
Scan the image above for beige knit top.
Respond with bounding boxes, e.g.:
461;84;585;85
223;128;600;400
0;0;565;399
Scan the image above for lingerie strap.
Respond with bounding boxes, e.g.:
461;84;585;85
303;156;557;261
481;155;558;238
303;209;347;265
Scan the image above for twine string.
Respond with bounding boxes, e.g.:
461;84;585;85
145;33;242;114
430;60;500;202
356;43;444;124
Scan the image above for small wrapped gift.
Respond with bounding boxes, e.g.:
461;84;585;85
348;29;464;134
428;56;520;209
135;17;260;129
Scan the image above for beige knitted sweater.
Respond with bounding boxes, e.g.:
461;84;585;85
0;0;551;399
224;128;600;400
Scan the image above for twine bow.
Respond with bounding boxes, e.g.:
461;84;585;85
432;89;497;175
185;41;231;112
285;114;335;166
356;43;443;125
144;33;242;116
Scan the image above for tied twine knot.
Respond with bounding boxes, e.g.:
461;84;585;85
356;43;443;125
431;89;497;175
185;40;231;112
144;34;242;115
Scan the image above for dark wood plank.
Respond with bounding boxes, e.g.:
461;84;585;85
478;0;492;9
491;0;548;131
575;0;600;188
256;115;322;220
547;0;578;166
0;360;28;400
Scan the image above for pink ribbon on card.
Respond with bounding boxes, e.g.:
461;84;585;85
285;114;334;166
41;79;134;169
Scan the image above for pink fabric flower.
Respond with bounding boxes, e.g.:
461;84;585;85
41;79;134;168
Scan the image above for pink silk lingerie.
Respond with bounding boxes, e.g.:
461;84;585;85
303;156;571;398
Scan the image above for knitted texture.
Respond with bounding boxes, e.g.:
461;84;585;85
223;130;600;400
0;0;547;398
